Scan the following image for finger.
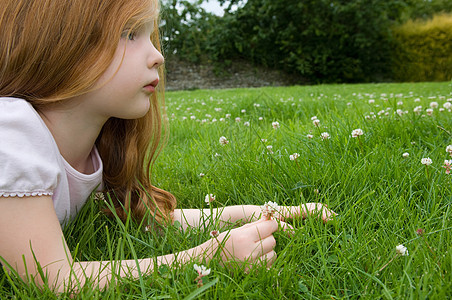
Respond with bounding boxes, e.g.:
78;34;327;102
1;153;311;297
251;234;276;259
246;219;278;241
256;250;277;269
278;220;295;236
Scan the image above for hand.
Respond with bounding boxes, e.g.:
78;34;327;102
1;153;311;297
211;218;279;270
278;203;336;223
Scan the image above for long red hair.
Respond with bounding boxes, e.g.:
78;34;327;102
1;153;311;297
0;0;176;223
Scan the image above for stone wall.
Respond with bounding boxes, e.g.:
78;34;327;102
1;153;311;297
164;57;306;91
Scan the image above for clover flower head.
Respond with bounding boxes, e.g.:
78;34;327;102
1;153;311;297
225;113;231;118
443;102;452;110
244;121;250;126
205;194;215;204
421;157;432;166
396;109;404;116
219;136;229;145
446;145;452;156
351;128;363;138
266;145;274;154
289;153;300;161
199;173;205;177
93;192;106;203
443;160;452;174
261;201;279;219
368;99;375;104
272;121;280;129
430;101;439;109
241;109;246;113
395;244;409;256
258;117;264;121
426;108;433;116
413;106;422;114
402;152;409;158
321;132;330;140
307;134;313;139
312;119;320;127
311;116;318;121
194;264;211;276
235;117;241;122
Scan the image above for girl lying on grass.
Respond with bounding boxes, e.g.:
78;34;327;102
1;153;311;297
0;0;335;293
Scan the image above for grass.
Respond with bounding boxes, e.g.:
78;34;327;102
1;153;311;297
1;81;451;299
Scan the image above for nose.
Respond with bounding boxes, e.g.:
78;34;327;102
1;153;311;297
148;43;164;69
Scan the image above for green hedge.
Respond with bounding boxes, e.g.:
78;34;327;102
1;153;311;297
392;14;452;82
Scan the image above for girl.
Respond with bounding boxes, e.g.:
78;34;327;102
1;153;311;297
0;0;335;293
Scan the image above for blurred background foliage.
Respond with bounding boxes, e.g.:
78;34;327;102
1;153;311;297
160;0;452;83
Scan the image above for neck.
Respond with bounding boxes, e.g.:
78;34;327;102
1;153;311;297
38;102;107;174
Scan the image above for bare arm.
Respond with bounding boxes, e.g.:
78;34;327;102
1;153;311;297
174;202;336;230
0;196;214;293
0;197;279;293
173;205;262;230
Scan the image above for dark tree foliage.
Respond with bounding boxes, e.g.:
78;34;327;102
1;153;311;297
160;0;452;83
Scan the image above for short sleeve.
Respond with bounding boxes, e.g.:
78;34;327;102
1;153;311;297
0;98;62;197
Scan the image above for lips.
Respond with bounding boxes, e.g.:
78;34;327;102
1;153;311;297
143;78;159;93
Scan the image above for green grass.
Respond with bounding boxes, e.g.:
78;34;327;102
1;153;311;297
1;82;451;299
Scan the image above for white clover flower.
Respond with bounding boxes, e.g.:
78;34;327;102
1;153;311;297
225;113;231;118
272;121;280;129
261;139;267;142
289;153;300;160
430;102;439;109
261;201;279;219
321;132;330;140
219;118;225;122
414;98;421;102
194;264;211;276
446;145;452;156
199;173;205;177
413;106;422;114
421;157;432;166
241;109;246;113
190;115;196;120
205;194;215;204
426;108;433;116
439;108;445;112
235;117;241;122
312;119;320;127
307;134;313;139
311;116;318;121
266;145;273;154
347;102;352;106
396;244;409;256
258;117;264;121
368;99;375;104
396;109;404;116
397;101;403;106
351;128;363;138
214;153;221;157
254;103;261;107
219;136;229;145
443;102;452;109
402;152;409;158
244;121;250;126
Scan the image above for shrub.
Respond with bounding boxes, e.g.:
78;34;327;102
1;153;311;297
392;14;452;82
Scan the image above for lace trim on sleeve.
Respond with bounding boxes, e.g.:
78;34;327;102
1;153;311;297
0;190;54;197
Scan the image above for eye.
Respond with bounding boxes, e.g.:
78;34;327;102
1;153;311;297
121;29;137;41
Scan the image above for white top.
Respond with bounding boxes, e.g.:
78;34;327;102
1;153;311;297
0;97;103;225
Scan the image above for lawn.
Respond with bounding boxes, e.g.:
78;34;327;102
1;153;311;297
1;81;451;299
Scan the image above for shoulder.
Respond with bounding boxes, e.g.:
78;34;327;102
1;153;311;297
0;97;63;197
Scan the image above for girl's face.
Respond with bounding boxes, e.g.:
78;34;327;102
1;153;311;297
79;22;164;121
